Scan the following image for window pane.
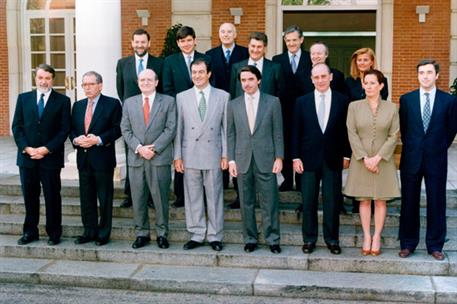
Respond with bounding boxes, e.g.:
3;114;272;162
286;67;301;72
27;0;47;10
54;71;66;87
49;18;65;34
54;88;67;95
31;36;45;51
31;53;46;68
50;36;65;51
50;0;75;9
51;53;65;69
30;18;45;34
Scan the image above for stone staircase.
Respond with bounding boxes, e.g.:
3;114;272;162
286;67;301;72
0;173;456;303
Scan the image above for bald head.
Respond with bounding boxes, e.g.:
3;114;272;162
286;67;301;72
138;69;159;95
219;23;237;48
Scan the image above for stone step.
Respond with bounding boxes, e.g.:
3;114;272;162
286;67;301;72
0;235;455;276
0;256;456;303
0;214;456;250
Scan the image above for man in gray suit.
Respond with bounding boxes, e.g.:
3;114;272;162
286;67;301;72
174;58;229;251
227;65;284;254
121;69;176;249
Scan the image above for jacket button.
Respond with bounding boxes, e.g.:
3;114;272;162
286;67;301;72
196;139;199;141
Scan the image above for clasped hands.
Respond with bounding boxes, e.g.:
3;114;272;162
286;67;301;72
363;155;381;174
229;158;282;178
25;146;49;160
138;144;156;160
174;158;229;174
74;134;100;149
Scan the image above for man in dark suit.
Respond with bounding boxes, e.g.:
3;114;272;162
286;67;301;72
116;28;163;208
227;65;284;254
162;25;210;208
291;63;350;255
272;25;313;192
398;59;457;261
206;23;248;191
12;63;71;246
70;71;122;246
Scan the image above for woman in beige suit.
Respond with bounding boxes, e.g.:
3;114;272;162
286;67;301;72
343;69;400;256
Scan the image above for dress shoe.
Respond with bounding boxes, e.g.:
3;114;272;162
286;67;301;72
132;236;150;249
210;241;223;252
95;238;109;246
228;198;240;209
183;240;203;250
430;251;445;261
244;243;257;253
269;244;282;254
302;242;316;254
398;248;414;258
327;243;341;255
172;199;184;208
17;234;39;245
47;238;60;246
74;235;94;244
156;236;169;249
120;198;132;208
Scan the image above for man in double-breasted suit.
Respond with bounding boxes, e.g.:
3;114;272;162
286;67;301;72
227;65;284;254
162;25;210;208
291;63;350;255
70;71;122;246
121;69;176;250
12;63;71;246
399;59;457;260
116;28;163;208
174;58;229;251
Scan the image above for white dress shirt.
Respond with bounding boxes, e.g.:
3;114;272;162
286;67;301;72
419;86;436;117
314;88;332;131
248;57;264;74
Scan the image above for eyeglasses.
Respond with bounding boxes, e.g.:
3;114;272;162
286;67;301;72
81;82;98;88
138;78;155;83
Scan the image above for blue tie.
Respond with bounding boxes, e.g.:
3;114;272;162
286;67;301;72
138;58;144;75
37;93;45;119
225;49;231;64
291;54;297;74
423;92;431;132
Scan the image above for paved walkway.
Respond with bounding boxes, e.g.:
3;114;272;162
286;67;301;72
1;136;457;190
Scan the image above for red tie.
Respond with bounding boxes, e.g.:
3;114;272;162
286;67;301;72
143;97;150;126
84;100;94;134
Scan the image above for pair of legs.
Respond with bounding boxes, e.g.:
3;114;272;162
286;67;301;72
359;199;387;253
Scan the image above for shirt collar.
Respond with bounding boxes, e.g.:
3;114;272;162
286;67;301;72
420;86;436;97
245;89;260;101
288;49;301;59
142;91;156;103
222;44;235;54
135;53;148;61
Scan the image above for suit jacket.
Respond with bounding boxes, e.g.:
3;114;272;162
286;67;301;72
291;90;351;171
116;54;164;101
162;51;210;97
205;44;249;93
230;58;284;99
174;86;229;170
69;94;122;171
345;76;389;101
121;93;176;167
227;92;284;174
12;89;71;169
399;89;457;175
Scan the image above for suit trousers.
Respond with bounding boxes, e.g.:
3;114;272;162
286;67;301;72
184;168;224;242
399;163;447;253
129;163;170;238
300;161;340;245
78;165;114;241
238;158;280;245
20;166;62;240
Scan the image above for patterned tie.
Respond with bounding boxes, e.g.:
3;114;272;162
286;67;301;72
423;92;431;132
143;97;150;126
138;58;144;76
37;93;45;119
84;100;94;134
198;91;206;121
290;54;297;74
187;55;192;77
246;95;256;133
318;94;326;132
225;49;231;64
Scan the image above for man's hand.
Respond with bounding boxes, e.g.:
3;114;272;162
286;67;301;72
229;162;238;177
174;159;184;173
138;144;155;160
272;158;283;174
293;159;304;174
78;134;100;148
343;158;350;169
220;158;228;170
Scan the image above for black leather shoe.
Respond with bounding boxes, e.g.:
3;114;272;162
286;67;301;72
95;238;109;246
399;248;414;258
210;241;223;251
132;236;150;249
244;243;257;253
74;235;94;244
120;198;132;208
183;240;203;250
302;242;316;254
229;198;240;209
172;199;184;208
430;251;445;261
47;238;60;246
156;236;169;249
270;244;282;254
17;234;39;245
327;243;342;255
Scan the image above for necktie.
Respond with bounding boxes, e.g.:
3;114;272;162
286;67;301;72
37;93;45;119
225;49;231;64
138;58;144;76
290;54;297;74
246;95;256;133
198;91;206;121
318;94;326;132
84;100;94;134
143;97;150;126
423;92;431;132
187;55;192;77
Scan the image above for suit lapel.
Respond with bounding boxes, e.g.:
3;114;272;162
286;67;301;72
324;93;336;133
307;95;322;133
148;94;162;129
128;56;138;82
427;90;441;132
411;90;425;134
253;93;267;134
87;95;104;133
201;87;217;129
260;60;272;93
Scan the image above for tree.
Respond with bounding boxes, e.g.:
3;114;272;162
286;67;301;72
160;23;182;58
